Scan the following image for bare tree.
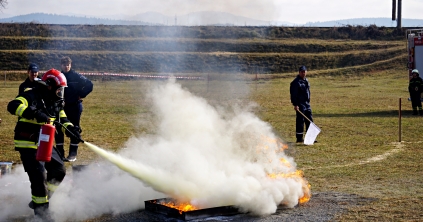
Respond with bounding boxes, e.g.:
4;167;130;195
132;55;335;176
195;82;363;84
0;0;7;9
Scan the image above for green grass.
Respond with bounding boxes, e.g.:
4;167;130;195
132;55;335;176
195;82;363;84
1;68;422;221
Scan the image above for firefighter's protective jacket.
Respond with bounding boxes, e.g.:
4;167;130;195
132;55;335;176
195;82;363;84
7;88;74;150
409;76;423;96
62;69;93;105
290;75;311;110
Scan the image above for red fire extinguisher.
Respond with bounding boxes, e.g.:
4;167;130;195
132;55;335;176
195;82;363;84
36;123;56;162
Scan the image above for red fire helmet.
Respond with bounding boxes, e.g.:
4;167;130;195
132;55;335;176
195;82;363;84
41;69;67;87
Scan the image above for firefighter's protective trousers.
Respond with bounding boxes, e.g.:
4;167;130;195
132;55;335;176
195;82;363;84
19;148;65;207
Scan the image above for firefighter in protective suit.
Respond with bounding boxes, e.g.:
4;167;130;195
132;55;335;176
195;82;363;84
408;69;423;115
7;69;82;219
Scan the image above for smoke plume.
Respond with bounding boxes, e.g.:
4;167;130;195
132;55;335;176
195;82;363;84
0;79;306;221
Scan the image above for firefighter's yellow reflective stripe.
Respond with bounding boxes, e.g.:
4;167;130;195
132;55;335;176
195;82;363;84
32;195;48;204
19;118;42;125
15;104;27;116
49;118;56;124
14;140;37;149
23;88;32;92
62;122;74;133
19;117;56;125
59;110;67;118
63;122;73;127
47;182;58;192
15;96;28;106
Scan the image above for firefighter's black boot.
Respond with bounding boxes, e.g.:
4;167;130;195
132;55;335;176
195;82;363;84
33;202;52;221
66;145;78;162
419;108;423;116
413;108;418;115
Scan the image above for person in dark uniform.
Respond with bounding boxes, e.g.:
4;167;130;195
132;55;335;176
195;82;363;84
408;69;423;115
55;56;93;161
19;63;40;94
290;66;314;143
7;69;82;219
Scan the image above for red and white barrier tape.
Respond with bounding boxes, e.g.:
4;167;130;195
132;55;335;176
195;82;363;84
80;72;205;80
2;71;204;80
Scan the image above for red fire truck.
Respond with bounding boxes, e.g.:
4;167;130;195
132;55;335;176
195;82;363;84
407;29;423;80
407;29;423;101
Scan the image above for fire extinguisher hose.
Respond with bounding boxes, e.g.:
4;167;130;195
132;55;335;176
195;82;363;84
54;121;85;143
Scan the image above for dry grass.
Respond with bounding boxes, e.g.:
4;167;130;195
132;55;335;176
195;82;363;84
1;67;422;221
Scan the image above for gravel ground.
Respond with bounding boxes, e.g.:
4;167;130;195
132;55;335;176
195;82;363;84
87;192;375;222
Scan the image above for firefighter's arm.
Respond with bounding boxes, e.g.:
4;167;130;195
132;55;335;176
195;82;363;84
7;96;38;119
8;96;50;123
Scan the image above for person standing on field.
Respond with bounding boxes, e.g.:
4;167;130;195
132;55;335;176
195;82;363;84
408;69;423;115
7;69;82;219
19;63;40;94
290;65;314;143
55;56;93;161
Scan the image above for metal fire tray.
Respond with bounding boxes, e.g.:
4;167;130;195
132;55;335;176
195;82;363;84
145;198;240;221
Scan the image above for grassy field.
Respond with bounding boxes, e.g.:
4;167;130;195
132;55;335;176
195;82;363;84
0;66;422;220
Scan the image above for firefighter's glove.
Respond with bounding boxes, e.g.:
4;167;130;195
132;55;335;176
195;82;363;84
34;111;50;123
66;125;83;143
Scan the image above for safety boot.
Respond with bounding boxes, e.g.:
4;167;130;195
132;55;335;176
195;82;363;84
33;203;52;221
419;109;423;116
296;135;303;143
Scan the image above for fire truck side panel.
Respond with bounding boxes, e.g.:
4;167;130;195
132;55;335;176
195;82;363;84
416;46;423;73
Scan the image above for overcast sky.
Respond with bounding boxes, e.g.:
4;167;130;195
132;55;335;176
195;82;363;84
3;0;423;24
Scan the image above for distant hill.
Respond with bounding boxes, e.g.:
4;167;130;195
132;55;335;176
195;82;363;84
305;18;423;27
0;12;422;27
0;12;295;26
126;11;296;26
0;13;150;25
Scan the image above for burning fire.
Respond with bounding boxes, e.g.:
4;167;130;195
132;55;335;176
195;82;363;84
264;138;312;205
156;200;197;214
268;168;311;204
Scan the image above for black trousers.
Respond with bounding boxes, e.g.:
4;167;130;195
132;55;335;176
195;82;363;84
296;109;313;139
19;148;66;204
410;95;422;108
56;102;83;155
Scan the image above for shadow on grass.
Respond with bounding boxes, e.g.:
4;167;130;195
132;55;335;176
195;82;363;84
315;110;421;118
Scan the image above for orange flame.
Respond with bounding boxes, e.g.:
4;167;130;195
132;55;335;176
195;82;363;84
279;158;292;167
158;201;198;214
267;170;311;204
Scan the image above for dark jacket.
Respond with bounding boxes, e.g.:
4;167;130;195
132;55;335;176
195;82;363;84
409;76;423;97
62;69;93;105
7;87;73;150
18;78;38;94
290;75;311;110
